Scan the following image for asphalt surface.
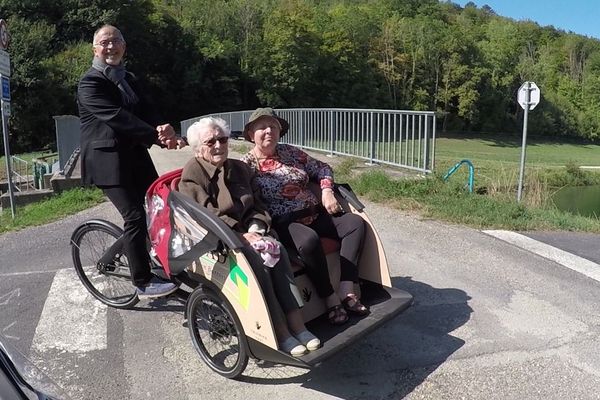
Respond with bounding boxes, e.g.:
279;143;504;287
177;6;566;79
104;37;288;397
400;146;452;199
1;144;600;399
522;231;600;264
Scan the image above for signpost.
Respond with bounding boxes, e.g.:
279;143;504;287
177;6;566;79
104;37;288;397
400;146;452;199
0;50;9;76
516;81;541;203
1;76;9;116
0;18;14;217
0;19;8;49
1;76;9;100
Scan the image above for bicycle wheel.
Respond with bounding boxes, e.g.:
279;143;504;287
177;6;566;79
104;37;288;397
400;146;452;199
187;286;249;379
71;220;139;309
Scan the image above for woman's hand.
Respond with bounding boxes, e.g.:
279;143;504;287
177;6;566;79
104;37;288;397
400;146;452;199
241;232;263;245
322;189;342;215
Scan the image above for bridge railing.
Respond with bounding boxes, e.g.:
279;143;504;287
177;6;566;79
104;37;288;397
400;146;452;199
181;108;436;173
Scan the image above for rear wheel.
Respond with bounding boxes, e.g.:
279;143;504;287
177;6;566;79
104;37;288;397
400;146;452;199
187;286;248;379
71;220;139;308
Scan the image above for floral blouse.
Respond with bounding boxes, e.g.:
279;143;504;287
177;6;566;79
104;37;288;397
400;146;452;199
241;144;334;218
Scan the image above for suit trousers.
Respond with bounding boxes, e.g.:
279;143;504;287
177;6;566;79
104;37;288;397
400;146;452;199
101;184;153;286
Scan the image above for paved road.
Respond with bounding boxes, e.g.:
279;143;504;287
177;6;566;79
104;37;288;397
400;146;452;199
2;146;600;399
523;231;600;264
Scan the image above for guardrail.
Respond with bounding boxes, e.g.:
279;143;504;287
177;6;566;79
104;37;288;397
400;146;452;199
8;153;58;192
181;108;436;173
10;156;34;192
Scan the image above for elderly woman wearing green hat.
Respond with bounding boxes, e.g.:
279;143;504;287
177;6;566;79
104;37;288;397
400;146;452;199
241;108;369;325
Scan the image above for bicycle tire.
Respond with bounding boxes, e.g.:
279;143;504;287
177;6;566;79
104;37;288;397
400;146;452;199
187;285;249;379
71;220;139;309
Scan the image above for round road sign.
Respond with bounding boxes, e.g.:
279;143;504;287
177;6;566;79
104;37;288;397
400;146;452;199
0;19;9;50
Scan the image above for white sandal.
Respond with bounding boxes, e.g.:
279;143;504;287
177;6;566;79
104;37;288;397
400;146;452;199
294;330;321;351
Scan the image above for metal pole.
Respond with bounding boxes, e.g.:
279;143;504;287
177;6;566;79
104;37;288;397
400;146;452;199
517;82;530;203
1;96;15;218
367;112;375;165
328;110;334;157
431;114;437;172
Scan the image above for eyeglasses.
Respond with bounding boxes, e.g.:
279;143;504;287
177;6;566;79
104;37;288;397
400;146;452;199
94;38;125;48
203;137;229;147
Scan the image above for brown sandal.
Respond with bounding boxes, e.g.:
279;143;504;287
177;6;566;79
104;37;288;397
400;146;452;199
327;304;349;325
342;294;369;316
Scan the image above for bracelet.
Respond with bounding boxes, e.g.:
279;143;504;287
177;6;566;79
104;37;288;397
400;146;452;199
320;177;334;190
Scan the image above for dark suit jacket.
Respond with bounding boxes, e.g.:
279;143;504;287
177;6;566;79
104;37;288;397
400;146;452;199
179;157;271;232
77;67;162;187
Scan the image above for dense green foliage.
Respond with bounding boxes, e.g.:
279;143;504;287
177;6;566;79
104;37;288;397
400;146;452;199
2;0;600;153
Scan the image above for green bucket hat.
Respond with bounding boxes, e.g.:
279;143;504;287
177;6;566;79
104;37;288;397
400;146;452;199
243;107;289;142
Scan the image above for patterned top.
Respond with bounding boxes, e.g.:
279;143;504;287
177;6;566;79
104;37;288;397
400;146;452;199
241;144;334;218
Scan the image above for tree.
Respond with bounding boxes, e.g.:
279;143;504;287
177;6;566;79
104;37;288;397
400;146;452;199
3;0;600;148
4;17;59;151
316;2;384;108
250;0;321;107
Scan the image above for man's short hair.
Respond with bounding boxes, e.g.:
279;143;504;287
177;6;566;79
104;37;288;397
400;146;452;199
93;25;124;44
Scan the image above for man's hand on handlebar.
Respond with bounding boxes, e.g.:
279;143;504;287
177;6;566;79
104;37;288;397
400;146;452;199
163;137;188;150
156;124;188;150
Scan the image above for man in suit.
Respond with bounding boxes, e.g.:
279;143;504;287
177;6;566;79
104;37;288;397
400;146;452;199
77;25;184;298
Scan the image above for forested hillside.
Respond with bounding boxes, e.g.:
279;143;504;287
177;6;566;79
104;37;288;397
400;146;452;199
1;0;599;152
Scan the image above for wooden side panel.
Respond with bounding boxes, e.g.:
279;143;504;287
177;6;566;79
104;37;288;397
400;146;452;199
189;250;278;349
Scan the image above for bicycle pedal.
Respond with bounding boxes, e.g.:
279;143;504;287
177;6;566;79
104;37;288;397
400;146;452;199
96;262;116;272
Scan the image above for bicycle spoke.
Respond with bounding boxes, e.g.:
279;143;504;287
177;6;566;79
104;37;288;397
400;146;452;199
72;222;138;308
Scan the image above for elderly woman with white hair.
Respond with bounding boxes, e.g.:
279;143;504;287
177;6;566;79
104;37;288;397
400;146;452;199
178;117;320;356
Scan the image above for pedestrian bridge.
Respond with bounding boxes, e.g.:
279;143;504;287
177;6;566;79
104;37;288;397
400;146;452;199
181;108;436;174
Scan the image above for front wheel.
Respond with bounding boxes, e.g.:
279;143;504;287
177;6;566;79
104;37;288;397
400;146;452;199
187;286;249;379
71;220;139;309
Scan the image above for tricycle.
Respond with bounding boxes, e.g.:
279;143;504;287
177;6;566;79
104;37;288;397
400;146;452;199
70;168;412;379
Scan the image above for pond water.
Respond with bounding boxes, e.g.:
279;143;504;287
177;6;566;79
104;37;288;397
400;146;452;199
552;185;600;218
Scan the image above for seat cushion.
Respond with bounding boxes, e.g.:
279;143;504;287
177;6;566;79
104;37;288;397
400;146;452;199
320;237;340;254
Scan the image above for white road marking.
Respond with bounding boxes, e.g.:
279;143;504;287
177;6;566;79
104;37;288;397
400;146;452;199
484;230;600;282
2;321;19;340
0;269;62;277
31;268;107;353
0;288;20;305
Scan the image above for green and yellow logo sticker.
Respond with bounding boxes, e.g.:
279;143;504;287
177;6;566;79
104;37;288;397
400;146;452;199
227;256;250;310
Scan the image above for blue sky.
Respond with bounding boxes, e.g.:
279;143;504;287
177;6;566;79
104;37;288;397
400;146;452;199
453;1;600;40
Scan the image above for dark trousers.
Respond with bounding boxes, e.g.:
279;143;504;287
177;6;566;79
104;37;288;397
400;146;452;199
101;184;153;286
274;211;365;299
244;246;303;328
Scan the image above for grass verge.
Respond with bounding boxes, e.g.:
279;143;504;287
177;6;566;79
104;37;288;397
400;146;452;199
0;187;105;234
339;167;600;232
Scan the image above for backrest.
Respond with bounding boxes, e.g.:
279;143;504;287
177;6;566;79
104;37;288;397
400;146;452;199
145;168;183;277
170;176;181;192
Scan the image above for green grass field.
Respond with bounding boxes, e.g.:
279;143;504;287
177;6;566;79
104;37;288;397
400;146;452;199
435;135;600;168
334;135;600;232
0;187;105;233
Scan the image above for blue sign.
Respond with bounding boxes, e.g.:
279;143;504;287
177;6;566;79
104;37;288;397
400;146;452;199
1;76;8;100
